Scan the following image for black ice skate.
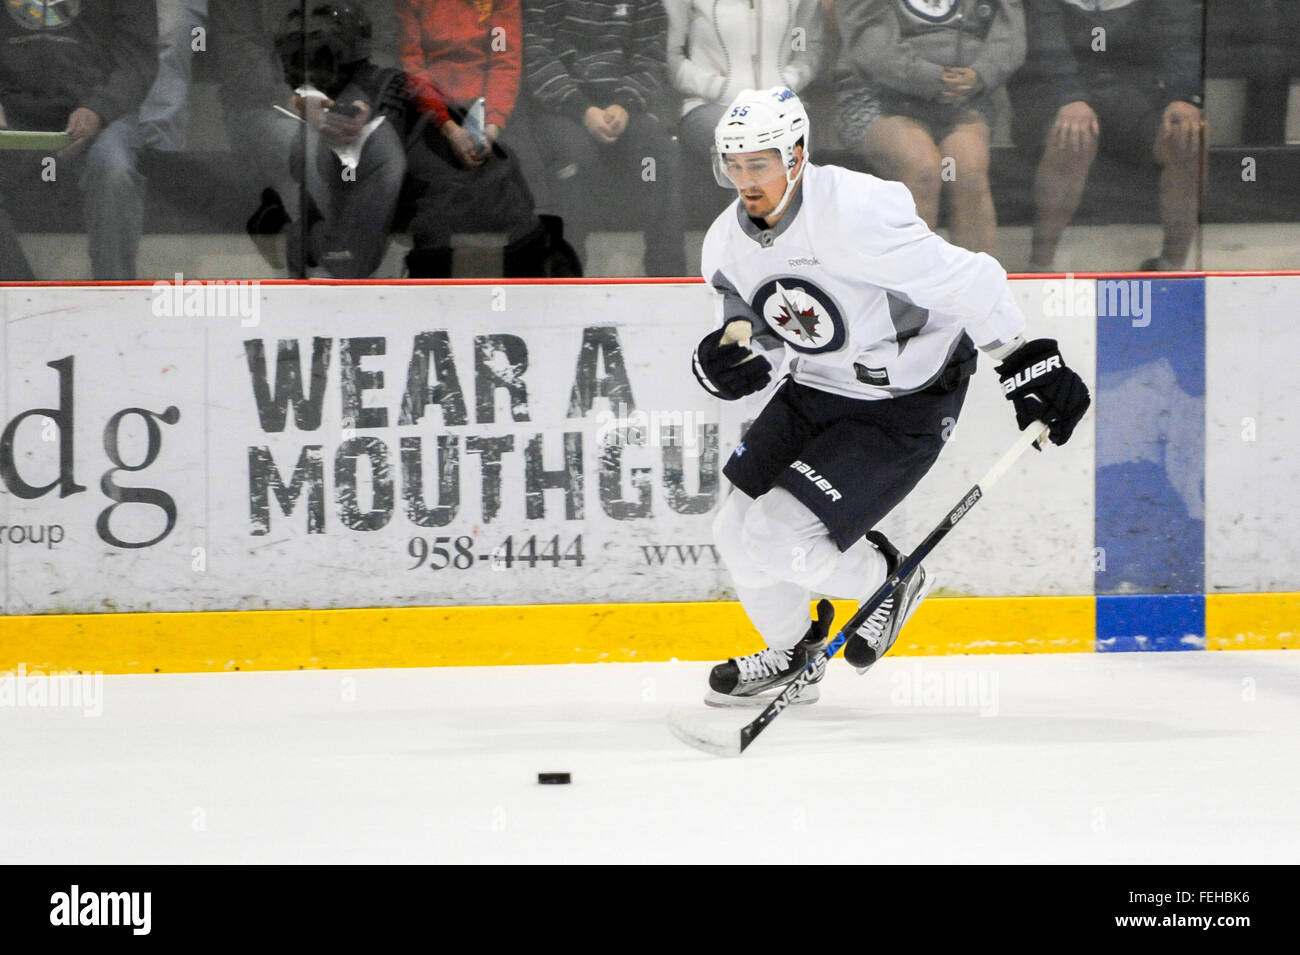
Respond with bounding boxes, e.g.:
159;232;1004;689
843;532;935;674
704;599;834;707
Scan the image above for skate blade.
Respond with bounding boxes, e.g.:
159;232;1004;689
849;574;939;676
901;571;938;627
703;684;820;708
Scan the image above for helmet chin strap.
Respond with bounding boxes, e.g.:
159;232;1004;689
765;158;806;223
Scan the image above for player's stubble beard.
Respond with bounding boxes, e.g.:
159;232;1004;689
740;154;804;226
740;190;774;223
742;181;798;227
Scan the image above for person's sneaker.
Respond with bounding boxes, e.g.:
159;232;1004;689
246;187;290;272
704;599;834;707
843;532;934;674
539;214;584;277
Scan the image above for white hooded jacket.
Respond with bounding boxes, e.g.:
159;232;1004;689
665;0;826;116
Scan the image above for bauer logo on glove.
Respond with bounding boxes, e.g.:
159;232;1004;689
994;338;1091;446
1000;354;1062;394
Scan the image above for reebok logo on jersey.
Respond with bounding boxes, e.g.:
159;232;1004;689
1001;356;1062;394
786;256;820;268
790;460;842;502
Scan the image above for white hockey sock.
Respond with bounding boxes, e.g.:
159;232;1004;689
811;535;889;601
734;580;813;652
713;489;812;651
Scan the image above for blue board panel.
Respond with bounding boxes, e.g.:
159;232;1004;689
1096;594;1206;652
1094;277;1205;599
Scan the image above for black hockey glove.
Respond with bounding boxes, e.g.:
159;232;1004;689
995;338;1091;446
692;327;772;400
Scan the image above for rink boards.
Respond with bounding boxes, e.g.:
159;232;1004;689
1;275;1296;671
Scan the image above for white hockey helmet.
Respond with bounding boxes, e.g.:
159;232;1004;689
712;87;810;217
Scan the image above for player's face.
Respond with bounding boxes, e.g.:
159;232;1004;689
720;148;802;219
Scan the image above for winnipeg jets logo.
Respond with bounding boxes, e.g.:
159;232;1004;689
903;0;958;22
773;284;820;341
752;277;844;353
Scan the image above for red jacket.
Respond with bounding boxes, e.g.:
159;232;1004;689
396;0;522;130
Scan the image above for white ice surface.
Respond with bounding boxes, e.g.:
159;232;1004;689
3;651;1297;864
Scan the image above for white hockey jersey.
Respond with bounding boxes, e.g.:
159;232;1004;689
700;162;1027;399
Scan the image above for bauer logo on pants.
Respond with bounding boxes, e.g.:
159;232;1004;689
751;278;846;354
790;460;842;502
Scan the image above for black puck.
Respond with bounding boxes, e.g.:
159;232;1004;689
537;772;571;785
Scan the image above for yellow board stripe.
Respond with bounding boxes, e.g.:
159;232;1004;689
871;595;1095;657
1205;593;1300;651
3;593;1289;673
1;596;1093;674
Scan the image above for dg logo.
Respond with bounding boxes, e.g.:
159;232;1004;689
751;277;845;353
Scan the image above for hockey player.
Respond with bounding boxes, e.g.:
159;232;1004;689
693;86;1090;706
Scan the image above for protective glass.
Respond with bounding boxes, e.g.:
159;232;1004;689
711;149;790;190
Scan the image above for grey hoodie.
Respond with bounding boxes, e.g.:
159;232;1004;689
0;0;157;128
835;0;1026;100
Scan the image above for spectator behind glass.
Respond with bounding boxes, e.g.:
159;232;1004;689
396;0;579;277
0;0;158;280
833;0;1025;256
211;0;316;272
273;1;407;277
522;0;686;277
1009;0;1206;271
91;0;210;279
139;0;211;154
1206;0;1300;147
666;0;825;160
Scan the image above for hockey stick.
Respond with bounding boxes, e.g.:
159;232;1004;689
668;420;1052;757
